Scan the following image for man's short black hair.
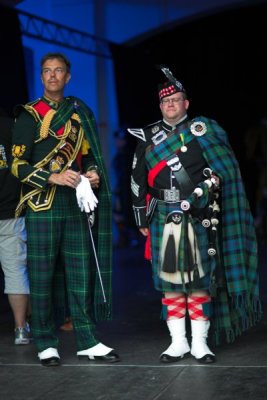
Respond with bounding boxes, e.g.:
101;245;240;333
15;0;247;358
40;52;71;73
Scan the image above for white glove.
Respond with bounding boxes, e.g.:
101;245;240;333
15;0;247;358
76;175;98;213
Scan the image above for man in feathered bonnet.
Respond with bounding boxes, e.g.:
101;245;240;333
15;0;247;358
128;66;262;363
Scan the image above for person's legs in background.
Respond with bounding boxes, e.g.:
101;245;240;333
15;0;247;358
8;293;31;344
0;217;31;345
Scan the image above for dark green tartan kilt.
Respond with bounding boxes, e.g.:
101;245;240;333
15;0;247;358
149;201;258;346
25;186;98;350
150;201;213;294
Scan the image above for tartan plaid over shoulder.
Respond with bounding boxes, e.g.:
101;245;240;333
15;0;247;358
194;116;262;342
68;97;113;321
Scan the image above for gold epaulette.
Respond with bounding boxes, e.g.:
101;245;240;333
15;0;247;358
40;109;57;139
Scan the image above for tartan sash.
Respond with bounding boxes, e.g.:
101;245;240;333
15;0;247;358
64;97;113;321
146;121;194;170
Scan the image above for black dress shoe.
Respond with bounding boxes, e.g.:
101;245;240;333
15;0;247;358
196;354;216;364
79;351;120;363
93;351;120;363
160;352;188;363
41;356;61;367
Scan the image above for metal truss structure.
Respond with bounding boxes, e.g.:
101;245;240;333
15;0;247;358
17;9;112;59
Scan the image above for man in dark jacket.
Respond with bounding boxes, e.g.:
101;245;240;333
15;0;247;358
128;66;262;364
0;107;31;345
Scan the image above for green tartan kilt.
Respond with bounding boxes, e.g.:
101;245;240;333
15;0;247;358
25;185;98;352
149;201;261;346
150;201;213;294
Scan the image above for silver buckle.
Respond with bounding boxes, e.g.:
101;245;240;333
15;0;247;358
167;156;182;171
163;189;180;202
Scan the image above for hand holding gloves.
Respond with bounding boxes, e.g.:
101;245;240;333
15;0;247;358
76;175;98;213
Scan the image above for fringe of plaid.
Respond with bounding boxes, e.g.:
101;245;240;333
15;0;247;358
212;289;262;346
195;116;262;343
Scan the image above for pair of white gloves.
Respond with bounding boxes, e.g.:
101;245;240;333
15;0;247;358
76;175;98;213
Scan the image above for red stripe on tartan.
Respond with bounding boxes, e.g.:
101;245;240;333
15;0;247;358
145;161;166;260
144;231;151;260
144;192;152;260
148;160;166;187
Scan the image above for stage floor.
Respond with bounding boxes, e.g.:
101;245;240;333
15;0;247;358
0;243;266;400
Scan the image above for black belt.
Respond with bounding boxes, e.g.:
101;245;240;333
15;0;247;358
148;187;181;202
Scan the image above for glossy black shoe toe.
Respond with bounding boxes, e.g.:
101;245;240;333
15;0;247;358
93;351;120;363
160;353;187;363
78;350;120;363
41;356;60;367
196;354;216;364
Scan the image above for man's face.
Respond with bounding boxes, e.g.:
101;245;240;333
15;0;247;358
159;92;189;125
41;58;71;96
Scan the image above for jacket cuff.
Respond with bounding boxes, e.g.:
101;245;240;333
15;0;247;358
133;205;148;227
22;168;50;189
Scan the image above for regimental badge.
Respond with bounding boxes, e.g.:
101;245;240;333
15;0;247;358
151;125;160;134
49;156;64;173
171;213;182;224
190;121;207;136
166;210;183;224
152;130;167;145
69;131;77;142
12;144;26;158
70;125;78;140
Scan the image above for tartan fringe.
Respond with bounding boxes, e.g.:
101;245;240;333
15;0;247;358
212;293;262;346
213;328;236;346
232;293;262;328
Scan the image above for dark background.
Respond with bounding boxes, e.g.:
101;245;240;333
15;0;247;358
111;3;267;210
0;5;28;117
1;2;266;209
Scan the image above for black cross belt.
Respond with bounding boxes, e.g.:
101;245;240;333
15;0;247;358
167;156;195;198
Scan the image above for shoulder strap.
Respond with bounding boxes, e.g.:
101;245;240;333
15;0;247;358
166;155;195;197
